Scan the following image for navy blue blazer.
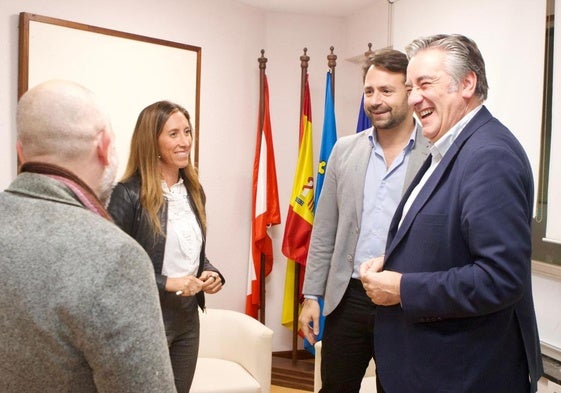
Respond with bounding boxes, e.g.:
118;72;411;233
376;106;543;393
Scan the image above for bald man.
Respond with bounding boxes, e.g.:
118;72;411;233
0;80;177;393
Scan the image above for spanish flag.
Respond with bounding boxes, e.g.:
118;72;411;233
281;74;314;329
246;75;280;319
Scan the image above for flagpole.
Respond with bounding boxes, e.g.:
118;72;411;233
327;46;337;101
258;49;267;324
365;42;375;63
289;47;310;365
259;49;266;126
299;48;309;143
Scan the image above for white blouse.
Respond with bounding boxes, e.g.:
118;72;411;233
161;178;202;277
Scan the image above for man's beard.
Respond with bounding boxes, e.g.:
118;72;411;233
369;106;408;131
98;145;118;207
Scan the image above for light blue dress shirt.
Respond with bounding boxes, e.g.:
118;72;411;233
352;122;419;278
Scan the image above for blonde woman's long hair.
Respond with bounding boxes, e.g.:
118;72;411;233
122;100;206;236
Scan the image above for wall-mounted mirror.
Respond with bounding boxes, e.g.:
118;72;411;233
18;12;201;173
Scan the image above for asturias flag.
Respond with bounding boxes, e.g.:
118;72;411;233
245;75;281;319
304;69;338;353
281;74;314;329
315;70;337;204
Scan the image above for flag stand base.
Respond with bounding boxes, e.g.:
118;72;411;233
272;350;314;391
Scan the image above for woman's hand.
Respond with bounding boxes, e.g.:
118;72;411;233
199;270;223;294
166;275;203;297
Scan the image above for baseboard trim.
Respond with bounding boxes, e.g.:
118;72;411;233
273;350;314;360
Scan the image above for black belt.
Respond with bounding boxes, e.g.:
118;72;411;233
349;278;365;290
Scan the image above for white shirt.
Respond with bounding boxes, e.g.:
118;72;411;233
161;178;202;277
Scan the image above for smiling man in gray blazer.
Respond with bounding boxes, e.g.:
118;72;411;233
299;49;430;393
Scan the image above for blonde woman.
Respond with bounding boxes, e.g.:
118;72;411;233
108;101;224;393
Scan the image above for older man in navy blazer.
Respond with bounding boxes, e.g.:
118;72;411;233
360;34;543;393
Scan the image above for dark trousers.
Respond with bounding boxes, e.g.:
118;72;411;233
319;279;385;393
162;294;200;393
169;325;199;393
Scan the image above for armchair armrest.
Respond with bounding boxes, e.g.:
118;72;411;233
198;308;274;392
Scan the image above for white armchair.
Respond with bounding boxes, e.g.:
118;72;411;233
190;308;274;393
313;340;377;393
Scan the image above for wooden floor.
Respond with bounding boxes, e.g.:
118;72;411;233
271;385;310;393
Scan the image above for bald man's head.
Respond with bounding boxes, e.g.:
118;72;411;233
16;80;118;204
17;79;111;163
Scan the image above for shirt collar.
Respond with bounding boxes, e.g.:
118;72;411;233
367;117;420;153
161;177;185;196
430;105;482;163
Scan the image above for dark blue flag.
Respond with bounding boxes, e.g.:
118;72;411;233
356;93;371;132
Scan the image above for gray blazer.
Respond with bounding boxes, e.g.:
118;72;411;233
0;173;176;393
302;124;430;316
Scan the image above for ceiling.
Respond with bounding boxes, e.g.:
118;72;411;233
236;0;387;17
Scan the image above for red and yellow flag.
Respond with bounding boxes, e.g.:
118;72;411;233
246;75;281;319
281;74;314;328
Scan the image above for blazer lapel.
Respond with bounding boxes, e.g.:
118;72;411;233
403;123;431;194
386;154;432;251
353;131;374;226
386;106;494;260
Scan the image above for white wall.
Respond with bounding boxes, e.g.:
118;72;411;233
392;0;544;198
1;0;559;355
534;270;561;355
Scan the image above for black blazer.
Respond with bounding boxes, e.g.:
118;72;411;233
107;174;224;310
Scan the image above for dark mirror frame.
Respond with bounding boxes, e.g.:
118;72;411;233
532;13;561;270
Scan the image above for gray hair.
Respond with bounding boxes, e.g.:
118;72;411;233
16;80;111;161
405;34;488;101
